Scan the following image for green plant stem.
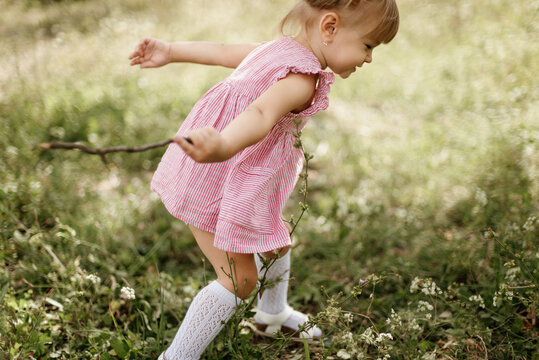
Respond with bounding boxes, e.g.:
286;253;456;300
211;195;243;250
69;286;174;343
288;119;312;237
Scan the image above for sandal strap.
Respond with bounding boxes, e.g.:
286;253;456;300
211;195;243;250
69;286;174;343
255;305;293;334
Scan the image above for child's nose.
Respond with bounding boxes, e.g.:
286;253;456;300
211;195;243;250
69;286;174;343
365;53;372;63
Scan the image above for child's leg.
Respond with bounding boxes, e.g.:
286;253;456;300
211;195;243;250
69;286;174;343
162;225;257;360
256;245;291;315
254;221;322;338
188;225;258;299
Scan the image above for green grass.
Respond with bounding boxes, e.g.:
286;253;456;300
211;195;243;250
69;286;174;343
1;0;538;358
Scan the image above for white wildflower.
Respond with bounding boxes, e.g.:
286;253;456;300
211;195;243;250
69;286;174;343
6;146;18;157
410;277;442;296
422;279;442;296
375;332;393;343
417;301;434;312
69;273;83;284
324;305;341;325
342;331;354;342
469;295;485;309
120;286;136;300
410;277;420;293
377;355;391;360
425;313;432;319
475;188;488;206
505;290;514;300
86;274;101;285
523;216;537;232
385;309;403;331
337;349;351;359
359;327;376;345
410;318;422;331
344;312;354;323
493;283;514;307
493;293;500;307
505;267;521;282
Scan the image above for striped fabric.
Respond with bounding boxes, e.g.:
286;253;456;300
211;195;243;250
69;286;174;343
151;37;334;254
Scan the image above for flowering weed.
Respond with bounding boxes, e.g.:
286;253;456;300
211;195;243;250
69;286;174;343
1;0;537;358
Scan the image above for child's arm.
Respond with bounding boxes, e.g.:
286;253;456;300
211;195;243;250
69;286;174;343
174;73;317;163
129;38;259;69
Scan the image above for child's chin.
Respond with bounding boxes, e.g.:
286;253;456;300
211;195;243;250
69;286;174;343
338;68;357;79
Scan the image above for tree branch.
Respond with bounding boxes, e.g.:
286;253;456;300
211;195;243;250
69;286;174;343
39;139;174;163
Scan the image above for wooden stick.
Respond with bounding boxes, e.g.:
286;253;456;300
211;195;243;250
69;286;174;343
39;139;174;154
39;139;174;163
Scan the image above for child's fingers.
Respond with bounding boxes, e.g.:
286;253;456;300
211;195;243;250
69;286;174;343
175;136;194;145
173;135;195;153
128;51;139;61
139;41;148;53
174;138;192;157
129;56;144;66
142;39;153;55
129;43;143;58
175;133;211;162
128;39;150;60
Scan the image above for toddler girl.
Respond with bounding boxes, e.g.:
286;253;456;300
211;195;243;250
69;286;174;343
129;0;399;358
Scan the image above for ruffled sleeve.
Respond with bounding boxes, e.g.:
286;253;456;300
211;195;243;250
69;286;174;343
274;64;335;118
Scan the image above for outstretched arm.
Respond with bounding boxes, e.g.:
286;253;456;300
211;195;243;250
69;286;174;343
174;73;317;162
168;41;260;68
129;38;259;69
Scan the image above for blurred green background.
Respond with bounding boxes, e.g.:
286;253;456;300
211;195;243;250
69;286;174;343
1;0;537;359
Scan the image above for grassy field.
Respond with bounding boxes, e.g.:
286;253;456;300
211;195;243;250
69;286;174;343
1;0;538;358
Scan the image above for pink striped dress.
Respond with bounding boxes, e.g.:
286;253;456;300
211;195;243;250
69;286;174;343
151;36;334;254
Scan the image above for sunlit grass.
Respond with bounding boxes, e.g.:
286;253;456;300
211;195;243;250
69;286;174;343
1;0;537;358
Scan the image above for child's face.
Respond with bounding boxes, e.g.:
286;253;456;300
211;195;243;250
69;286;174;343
320;9;384;79
324;24;378;79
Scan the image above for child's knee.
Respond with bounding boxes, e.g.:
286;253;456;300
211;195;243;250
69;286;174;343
237;270;258;299
217;264;258;300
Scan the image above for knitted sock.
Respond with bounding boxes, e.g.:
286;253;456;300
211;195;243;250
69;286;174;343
163;280;239;360
255;251;322;337
255;251;290;314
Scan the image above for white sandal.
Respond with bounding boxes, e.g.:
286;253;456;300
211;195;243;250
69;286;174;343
252;305;321;343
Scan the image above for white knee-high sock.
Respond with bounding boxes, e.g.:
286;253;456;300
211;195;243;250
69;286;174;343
255;251;322;337
163;280;239;360
255;251;290;314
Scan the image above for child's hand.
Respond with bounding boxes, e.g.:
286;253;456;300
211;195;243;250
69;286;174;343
174;127;230;163
129;38;171;68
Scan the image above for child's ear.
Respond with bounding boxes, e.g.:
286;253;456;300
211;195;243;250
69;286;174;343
319;12;341;44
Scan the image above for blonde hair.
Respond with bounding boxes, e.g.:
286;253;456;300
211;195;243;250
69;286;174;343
279;0;399;44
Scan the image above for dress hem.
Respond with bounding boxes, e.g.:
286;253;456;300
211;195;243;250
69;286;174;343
159;201;292;254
